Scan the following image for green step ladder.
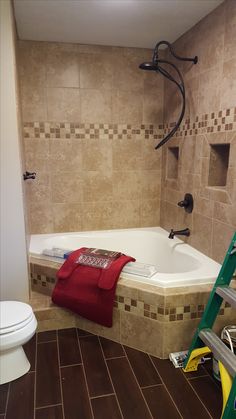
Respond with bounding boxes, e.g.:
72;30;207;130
183;232;236;419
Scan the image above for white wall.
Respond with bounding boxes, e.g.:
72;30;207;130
0;0;29;301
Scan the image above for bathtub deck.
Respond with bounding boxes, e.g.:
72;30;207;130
0;328;222;419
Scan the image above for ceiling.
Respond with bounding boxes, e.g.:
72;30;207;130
14;0;223;49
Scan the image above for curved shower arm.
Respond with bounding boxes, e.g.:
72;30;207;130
152;40;198;65
154;60;185;149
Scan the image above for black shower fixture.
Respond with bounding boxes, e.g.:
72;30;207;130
139;40;198;149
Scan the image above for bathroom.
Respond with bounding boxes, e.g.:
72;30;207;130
0;0;236;417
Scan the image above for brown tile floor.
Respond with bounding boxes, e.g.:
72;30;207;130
0;328;222;419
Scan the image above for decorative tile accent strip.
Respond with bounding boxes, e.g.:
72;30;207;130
23;122;163;140
30;267;233;323
164;106;236;137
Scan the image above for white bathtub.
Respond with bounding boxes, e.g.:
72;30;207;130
29;227;221;288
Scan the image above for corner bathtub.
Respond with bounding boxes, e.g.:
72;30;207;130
29;227;221;288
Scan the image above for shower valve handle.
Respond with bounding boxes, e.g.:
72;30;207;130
177;193;193;213
23;171;36;180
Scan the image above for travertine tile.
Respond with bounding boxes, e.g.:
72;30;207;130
49;139;83;172
140;199;160;227
112;91;143;124
212;220;235;263
80;89;112;123
80;53;113;90
27;172;51;203
46;87;80;122
82;139;112;173
213;201;236;227
190;213;213;256
51;171;83;203
140;170;161;200
112;140;142;171
197;66;222;115
224;0;236;60
112;54;144;93
46;49;79;88
29;202;53;234
83;171;113;202
143;94;163;125
220;58;236;109
112;171;142;200
52;203;83;232
24;139;49;173
120;311;164;358
111;200;141;229
76;309;121;342
21;85;47;121
81;201;113;231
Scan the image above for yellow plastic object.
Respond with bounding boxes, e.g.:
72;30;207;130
183;346;212;372
218;361;233;419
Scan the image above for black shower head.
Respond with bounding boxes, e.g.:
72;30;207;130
139;61;159;71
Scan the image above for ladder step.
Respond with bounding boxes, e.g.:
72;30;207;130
216;286;236;308
199;329;236;378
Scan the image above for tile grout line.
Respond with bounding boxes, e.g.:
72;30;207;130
140;383;163;390
121;347;154;419
60;362;83;369
103;355;126;361
98;336;125;419
35;403;63;410
148;356;184;419
33;332;38;419
179;368;214;418
76;329;95;419
187;374;210;380
90;393;115;400
56;330;66;419
37;340;57;345
4;381;11;419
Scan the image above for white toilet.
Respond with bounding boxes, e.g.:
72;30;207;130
0;301;37;384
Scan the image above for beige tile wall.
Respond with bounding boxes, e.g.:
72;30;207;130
160;0;236;263
18;41;163;233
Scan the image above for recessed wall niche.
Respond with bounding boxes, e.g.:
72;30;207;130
208;144;230;187
167;146;179;179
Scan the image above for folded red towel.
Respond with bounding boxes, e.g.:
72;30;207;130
52;248;135;327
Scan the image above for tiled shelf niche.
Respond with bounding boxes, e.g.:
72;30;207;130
208;143;230;187
167;146;179;179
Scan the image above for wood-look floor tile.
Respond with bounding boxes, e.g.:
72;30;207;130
58;328;81;366
80;336;113;397
36;342;61;407
91;395;122;419
124;346;161;387
0;383;9;414
24;334;36;372
107;357;152;419
99;337;125;359
189;375;222;419
142;385;181;419
77;328;93;337
6;373;34;419
35;405;63;419
184;364;209;379
61;365;92;419
151;357;211;418
37;330;57;343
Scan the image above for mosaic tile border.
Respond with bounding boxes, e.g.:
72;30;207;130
23;122;163;140
24;107;236;141
164;106;236;137
30;271;233;323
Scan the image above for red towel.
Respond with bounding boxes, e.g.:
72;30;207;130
52;248;135;327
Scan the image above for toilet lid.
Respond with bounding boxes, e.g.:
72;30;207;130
0;301;33;334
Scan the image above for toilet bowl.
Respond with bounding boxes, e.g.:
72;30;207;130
0;301;37;384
